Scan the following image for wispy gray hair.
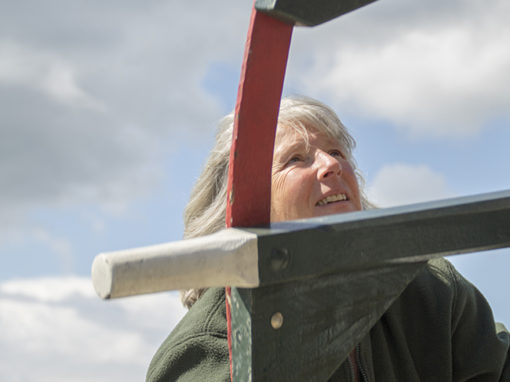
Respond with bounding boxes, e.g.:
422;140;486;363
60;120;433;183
181;96;373;308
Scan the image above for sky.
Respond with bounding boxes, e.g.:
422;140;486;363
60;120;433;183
1;0;510;380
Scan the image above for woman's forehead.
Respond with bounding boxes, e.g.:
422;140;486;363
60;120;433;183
275;124;338;147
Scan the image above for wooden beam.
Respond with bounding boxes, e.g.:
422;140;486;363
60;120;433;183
91;190;510;298
255;0;379;26
225;9;293;228
253;189;510;286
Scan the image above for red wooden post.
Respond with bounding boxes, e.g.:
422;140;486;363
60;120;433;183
224;5;293;381
225;9;293;228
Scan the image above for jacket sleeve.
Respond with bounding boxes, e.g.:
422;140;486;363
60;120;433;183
448;262;510;381
146;333;230;382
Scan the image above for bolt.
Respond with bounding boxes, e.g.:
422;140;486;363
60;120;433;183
271;312;284;330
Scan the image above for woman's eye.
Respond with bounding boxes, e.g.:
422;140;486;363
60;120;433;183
285;154;306;166
329;149;344;158
287;156;302;164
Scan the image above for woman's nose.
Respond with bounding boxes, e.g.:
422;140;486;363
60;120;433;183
316;150;342;179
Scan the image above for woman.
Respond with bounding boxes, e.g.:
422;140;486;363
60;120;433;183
147;96;510;381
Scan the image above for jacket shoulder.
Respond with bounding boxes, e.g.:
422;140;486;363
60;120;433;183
409;257;462;297
147;288;229;382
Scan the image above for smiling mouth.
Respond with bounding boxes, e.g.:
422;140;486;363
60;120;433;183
316;193;348;206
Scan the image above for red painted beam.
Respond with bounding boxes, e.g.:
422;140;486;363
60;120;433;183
225;8;293;228
224;6;293;381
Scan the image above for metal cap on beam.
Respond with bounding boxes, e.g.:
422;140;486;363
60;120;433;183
91;229;259;299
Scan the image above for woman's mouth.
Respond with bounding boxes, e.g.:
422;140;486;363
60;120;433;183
316;193;348;206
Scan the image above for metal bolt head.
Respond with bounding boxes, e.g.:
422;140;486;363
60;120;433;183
271;312;284;329
235;329;243;342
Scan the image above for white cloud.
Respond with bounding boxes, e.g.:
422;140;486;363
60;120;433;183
0;0;252;236
367;163;456;207
293;0;510;137
0;41;104;110
0;276;186;382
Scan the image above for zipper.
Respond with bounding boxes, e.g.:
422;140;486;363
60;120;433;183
356;344;369;382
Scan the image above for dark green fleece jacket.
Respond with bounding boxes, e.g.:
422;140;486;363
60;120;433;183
147;259;510;381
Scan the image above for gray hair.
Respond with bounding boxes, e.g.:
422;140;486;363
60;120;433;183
181;96;373;308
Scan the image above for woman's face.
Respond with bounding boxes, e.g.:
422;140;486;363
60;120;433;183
270;126;362;222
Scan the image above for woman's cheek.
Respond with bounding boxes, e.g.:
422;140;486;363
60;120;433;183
271;172;286;221
271;172;284;197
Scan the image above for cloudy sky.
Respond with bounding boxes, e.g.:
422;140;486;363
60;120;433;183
1;0;510;380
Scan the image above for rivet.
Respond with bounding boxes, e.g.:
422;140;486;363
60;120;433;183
271;312;284;330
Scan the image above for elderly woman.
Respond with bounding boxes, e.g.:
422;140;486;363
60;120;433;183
147;96;510;381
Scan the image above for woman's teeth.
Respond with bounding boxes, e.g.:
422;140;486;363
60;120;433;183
316;194;347;206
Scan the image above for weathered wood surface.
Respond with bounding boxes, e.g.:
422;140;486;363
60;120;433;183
231;262;424;381
225;10;292;228
230;189;510;381
252;189;510;286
